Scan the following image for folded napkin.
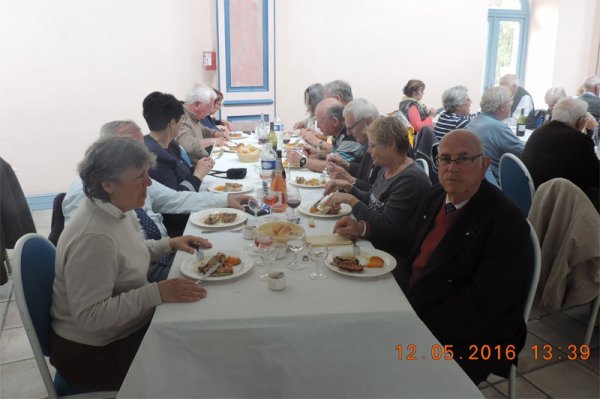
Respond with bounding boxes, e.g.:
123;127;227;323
306;234;352;247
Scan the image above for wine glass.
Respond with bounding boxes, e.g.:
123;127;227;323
262;186;278;221
286;184;301;221
308;245;328;280
255;232;276;280
286;231;306;271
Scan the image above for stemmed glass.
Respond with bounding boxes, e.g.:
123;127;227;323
286;184;301;222
262;185;277;220
308;245;328;280
247;196;263;223
286;231;306;271
255;232;276;280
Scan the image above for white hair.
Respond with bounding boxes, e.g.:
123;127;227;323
185;84;216;104
442;85;469;112
551;98;588;127
99;120;140;139
480;86;512;114
582;76;600;92
343;98;379;121
544;87;566;109
499;73;519;87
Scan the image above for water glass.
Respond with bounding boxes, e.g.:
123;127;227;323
308;245;328;280
286;231;306;271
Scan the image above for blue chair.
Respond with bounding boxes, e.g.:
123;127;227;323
499;153;535;216
13;233;117;398
415;158;429;177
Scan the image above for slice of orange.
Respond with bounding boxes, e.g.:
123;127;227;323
366;256;385;268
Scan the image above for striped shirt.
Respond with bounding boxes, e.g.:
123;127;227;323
433;112;472;140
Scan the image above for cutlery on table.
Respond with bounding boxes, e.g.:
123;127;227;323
195;261;220;285
351;239;361;257
190;242;204;262
310;195;327;210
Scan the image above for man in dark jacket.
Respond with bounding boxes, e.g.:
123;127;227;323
334;129;533;384
521;97;599;209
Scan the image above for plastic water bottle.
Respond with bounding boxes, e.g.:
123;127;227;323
260;143;277;180
274;115;284;133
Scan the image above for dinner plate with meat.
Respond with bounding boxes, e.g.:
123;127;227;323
208;181;252;194
180;250;254;281
298;202;351;218
326;247;396;277
189;208;247;229
290;174;326;188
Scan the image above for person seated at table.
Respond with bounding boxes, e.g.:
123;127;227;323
499;73;535;121
323;116;430;235
333;130;532;384
143;91;215;237
520;97;599;209
466;86;524;181
293;83;324;130
288;98;363;172
62;120;250;281
543;87;567;121
433;85;474;140
326;98;381;189
323;79;354;106
577;76;600;122
177;83;228;163
50;136;209;391
399;79;436;134
200;87;233;132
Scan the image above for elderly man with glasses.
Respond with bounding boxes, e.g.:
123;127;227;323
466;86;524;180
521;97;599;209
334;129;532;385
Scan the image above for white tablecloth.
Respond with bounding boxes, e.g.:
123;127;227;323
118;137;482;398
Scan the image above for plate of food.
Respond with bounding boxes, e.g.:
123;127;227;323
326;247;397;278
290;175;326;188
208;181;252;194
283;141;303;149
228;131;246;140
298;202;351;218
189;208;248;228
180;250;253;281
282;158;302;169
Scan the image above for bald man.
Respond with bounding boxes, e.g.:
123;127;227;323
334;130;532;384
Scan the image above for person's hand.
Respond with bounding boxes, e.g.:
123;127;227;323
169;235;212;254
327;163;353;182
299;129;321;146
287;150;302;163
214;129;230;140
333;216;363;239
193;156;214;179
326;153;349;170
157;278;207;303
327;192;359;208
323;179;352;195
293;120;306;129
227;194;253;210
303;144;320;158
584;113;598;130
428;107;437;117
223;121;234;130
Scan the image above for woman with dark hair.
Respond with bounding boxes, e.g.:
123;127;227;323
399;79;436;133
293;83;324;130
142;91;215;236
51;136;209;391
324;116;431;250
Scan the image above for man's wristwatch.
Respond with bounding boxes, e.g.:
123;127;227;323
299;157;307;167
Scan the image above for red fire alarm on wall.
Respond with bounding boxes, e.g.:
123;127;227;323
203;51;216;70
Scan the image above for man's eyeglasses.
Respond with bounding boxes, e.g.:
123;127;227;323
347;117;365;132
434;154;483;168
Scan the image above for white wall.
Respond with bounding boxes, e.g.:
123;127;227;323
1;0;597;197
0;0;217;195
275;0;489;127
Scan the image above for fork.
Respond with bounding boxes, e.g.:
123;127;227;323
190;242;204;262
215;149;224;160
351;239;361;257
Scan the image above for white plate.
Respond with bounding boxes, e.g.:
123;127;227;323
228;132;247;140
189;208;248;229
298;203;352;218
207;181;253;194
180;251;253;281
326;247;397;278
290;175;327;188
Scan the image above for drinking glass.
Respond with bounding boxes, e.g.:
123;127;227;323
286;185;301;221
262;186;277;220
255;232;276;280
286;231;306;271
247;197;263;223
308;245;328;280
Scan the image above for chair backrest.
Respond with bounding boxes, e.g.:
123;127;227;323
499;153;535;216
524;221;542;321
48;193;66;246
415;158;429;177
13;233;58;398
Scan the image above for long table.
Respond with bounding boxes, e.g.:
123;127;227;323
118;135;482;398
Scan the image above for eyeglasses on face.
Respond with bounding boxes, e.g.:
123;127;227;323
434;154;483;168
347;117;365;132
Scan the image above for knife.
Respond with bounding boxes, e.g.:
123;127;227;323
311;195;327;210
196;262;220;285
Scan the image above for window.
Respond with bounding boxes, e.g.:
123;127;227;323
484;0;530;88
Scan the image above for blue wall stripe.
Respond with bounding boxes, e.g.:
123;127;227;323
26;193;59;211
224;0;269;92
223;99;273;106
227;114;270;123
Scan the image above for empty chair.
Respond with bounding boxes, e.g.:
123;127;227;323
13;233;117;398
499;153;535;216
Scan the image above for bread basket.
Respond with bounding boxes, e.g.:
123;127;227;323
255;221;305;244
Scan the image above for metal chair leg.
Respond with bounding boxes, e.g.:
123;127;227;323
584;296;600;346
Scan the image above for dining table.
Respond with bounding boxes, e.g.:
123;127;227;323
117;133;482;398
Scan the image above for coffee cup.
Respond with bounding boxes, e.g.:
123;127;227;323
267;271;286;291
243;224;256;240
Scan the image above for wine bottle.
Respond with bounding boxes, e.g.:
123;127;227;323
270;159;287;213
267;121;278;151
516;108;527;137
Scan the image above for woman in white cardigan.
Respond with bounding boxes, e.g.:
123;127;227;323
50;137;210;390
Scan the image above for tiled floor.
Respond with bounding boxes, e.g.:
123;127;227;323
0;210;598;398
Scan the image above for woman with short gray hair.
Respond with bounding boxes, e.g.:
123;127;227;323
50;136;210;391
434;85;474;140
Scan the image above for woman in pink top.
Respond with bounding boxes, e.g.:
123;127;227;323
399;79;437;133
